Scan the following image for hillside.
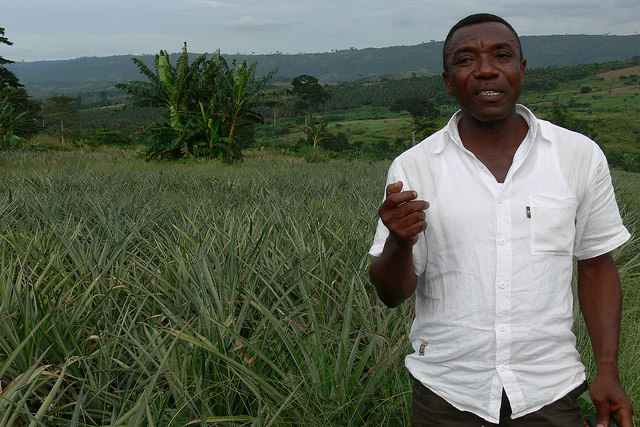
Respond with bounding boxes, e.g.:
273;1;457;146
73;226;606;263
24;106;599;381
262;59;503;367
7;34;640;99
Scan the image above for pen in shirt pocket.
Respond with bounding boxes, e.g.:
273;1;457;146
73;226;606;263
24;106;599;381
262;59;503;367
526;206;531;218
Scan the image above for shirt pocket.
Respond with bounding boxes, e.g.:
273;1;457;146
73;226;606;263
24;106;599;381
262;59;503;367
529;194;578;255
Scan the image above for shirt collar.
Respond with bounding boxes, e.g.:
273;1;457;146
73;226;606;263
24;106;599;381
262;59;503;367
435;104;549;154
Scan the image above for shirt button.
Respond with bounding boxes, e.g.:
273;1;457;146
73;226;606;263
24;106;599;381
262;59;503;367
500;326;506;332
499;239;506;246
499;283;507;289
498;365;506;372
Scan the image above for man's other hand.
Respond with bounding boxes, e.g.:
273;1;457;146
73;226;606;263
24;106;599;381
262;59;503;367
378;181;429;247
590;372;634;427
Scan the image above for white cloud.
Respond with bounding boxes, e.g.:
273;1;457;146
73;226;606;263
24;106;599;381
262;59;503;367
222;16;294;32
182;0;226;7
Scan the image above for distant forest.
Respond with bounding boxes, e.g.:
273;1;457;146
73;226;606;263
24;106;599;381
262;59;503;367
8;34;640;100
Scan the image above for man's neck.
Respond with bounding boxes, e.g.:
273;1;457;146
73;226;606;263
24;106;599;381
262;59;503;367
458;110;529;154
457;109;529;183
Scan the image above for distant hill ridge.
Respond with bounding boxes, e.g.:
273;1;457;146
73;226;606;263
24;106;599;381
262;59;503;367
7;34;640;97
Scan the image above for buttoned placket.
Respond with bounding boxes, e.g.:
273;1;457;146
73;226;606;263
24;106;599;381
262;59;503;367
492;139;532;414
458;132;534;417
494;184;515;399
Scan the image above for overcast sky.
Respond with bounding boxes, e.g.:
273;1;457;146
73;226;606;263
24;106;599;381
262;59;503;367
3;0;640;62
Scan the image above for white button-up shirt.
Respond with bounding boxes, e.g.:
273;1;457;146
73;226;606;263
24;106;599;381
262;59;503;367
369;105;630;423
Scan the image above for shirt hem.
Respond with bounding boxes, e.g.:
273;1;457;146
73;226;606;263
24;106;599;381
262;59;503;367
408;364;587;423
411;378;501;424
510;376;587;419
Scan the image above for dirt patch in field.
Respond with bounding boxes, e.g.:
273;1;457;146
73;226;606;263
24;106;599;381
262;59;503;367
608;86;640;95
596;65;640;79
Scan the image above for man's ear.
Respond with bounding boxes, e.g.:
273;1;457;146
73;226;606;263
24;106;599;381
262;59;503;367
442;71;454;96
520;59;527;85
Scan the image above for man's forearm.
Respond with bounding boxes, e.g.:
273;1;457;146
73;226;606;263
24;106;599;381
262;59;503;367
577;253;622;373
369;237;418;308
578;252;634;426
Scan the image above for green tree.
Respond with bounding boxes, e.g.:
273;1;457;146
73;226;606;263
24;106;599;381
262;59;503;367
0;98;29;148
547;106;598;140
391;96;439;145
216;59;277;156
268;88;287;127
324;131;350;152
0;27;21;89
290;75;330;129
0;27;40;139
117;44;276;160
302;120;329;149
118;45;226;159
45;95;77;144
0;87;40;139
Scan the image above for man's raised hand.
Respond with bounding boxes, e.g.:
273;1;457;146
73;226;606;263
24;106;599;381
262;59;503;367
378;181;429;247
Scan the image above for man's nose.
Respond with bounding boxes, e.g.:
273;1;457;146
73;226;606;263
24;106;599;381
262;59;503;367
473;56;498;78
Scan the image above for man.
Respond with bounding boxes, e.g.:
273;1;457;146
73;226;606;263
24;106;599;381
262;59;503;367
369;13;634;427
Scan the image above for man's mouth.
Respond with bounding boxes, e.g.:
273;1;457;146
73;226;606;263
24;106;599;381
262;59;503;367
477;90;502;96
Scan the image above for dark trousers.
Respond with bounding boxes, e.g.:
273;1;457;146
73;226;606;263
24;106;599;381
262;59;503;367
411;376;588;427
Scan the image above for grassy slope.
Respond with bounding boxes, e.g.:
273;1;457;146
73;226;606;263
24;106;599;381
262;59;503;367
0;152;637;425
520;65;640;153
253;63;640;163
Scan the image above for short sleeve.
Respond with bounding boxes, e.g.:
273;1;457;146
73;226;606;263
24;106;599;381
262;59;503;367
573;149;630;260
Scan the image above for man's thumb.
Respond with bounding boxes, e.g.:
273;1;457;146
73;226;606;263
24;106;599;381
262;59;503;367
386;181;403;197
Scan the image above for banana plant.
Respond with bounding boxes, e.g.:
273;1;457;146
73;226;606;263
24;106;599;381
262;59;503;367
0;100;28;148
302;120;329;149
117;43;276;160
217;59;277;158
196;99;232;159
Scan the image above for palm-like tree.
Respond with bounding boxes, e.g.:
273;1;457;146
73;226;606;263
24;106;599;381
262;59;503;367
117;44;276;160
0;27;40;140
217;60;277;150
0;100;29;147
117;43;208;129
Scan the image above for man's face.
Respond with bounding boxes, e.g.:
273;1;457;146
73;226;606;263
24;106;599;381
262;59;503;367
442;21;526;126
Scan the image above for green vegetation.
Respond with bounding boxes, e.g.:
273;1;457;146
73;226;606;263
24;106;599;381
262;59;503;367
7;35;640;94
520;59;640;171
1;28;639;426
290;74;330;126
0;152;637;425
44;95;78;145
390;96;440;146
6;43;638;167
0;100;30;148
0;27;41;145
20;57;634;168
115;44;277;160
265;58;640;166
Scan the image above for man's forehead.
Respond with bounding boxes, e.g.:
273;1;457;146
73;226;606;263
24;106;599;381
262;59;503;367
449;21;519;50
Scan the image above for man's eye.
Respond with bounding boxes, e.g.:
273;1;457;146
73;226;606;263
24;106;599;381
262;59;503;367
456;57;473;64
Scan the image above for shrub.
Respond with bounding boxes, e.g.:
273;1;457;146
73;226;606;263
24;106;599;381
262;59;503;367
92;128;132;146
324;132;350;152
300;146;329;163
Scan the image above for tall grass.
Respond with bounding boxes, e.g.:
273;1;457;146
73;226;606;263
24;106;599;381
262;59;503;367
0;151;637;425
574;170;640;420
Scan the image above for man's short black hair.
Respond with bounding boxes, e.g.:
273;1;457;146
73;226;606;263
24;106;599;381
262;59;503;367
442;13;523;72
